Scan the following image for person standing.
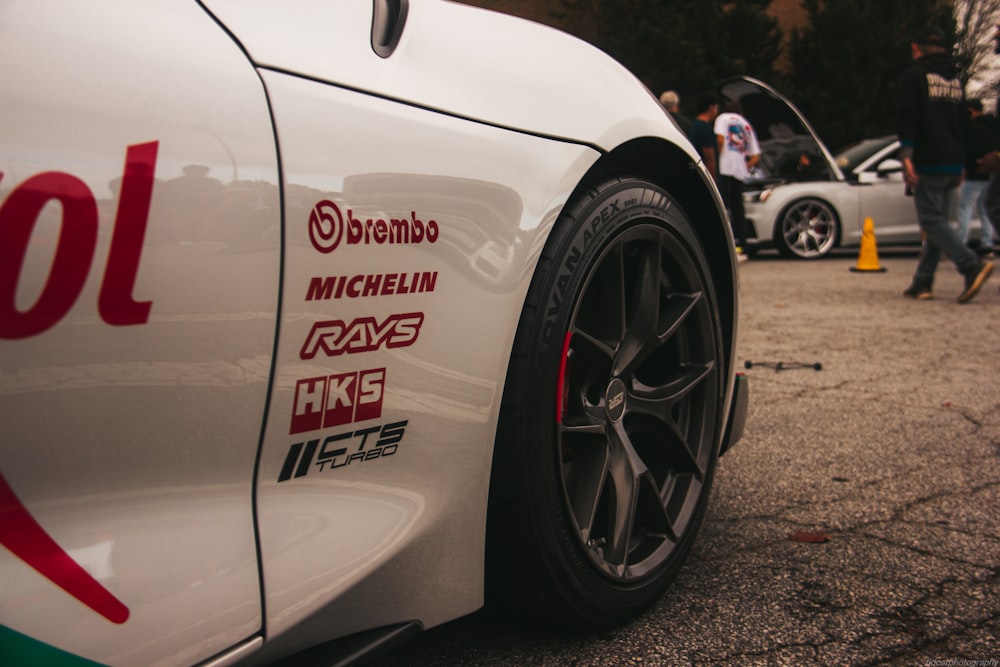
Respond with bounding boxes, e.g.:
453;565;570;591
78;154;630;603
956;98;997;257
898;26;993;302
687;91;720;181
974;24;1000;258
714;100;761;258
660;90;692;135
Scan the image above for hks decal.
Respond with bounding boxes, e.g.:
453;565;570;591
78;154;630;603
278;420;408;482
300;312;423;360
290;368;386;434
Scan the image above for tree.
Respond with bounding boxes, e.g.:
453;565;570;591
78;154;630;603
787;0;953;151
591;0;782;111
954;0;1000;104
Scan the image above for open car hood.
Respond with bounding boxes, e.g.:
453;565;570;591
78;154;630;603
717;76;842;183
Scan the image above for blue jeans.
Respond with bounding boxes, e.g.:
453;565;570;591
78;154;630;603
911;173;980;289
955;178;994;248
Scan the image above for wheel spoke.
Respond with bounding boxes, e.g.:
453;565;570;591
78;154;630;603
783;200;836;258
569;327;616;362
555;217;721;583
603;422;651;568
562;435;611;545
656;291;703;348
614;239;661;376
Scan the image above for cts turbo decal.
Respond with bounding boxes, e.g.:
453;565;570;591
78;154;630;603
308;200;439;253
0;472;129;623
300;312;423;360
278;420;408;482
291;368;385;434
0;142;157;339
305;272;437;300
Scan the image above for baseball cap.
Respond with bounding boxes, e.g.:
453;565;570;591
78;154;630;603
913;25;947;47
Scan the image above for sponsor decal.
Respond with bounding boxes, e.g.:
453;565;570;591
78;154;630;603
308;200;439;254
277;420;408;482
305;271;437;300
0;472;129;624
290;368;385;434
0;142;157;339
300;312;423;360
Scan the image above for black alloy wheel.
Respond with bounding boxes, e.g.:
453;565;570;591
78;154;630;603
487;176;725;629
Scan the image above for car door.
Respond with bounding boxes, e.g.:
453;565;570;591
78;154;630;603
855;143;921;245
0;2;279;665
196;1;604;658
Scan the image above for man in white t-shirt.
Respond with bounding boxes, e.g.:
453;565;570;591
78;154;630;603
714;101;761;256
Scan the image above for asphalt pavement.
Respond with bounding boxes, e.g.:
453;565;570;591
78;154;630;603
378;249;1000;667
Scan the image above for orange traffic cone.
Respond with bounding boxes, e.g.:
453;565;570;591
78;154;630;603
849;216;886;272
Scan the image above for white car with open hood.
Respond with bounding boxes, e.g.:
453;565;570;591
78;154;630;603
724;77;988;259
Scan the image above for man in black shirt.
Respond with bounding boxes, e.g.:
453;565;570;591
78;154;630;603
898;26;993;302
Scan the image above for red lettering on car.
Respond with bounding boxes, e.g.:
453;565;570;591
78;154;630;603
299;312;424;360
0;472;129;623
0;141;157;339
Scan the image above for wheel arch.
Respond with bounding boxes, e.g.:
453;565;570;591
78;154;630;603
569;137;738;377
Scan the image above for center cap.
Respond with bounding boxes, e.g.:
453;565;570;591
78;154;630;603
605;378;627;422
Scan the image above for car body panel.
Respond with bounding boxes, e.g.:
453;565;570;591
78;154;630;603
1;1;742;665
253;69;598;653
850;140;920;245
0;1;280;665
199;0;695;156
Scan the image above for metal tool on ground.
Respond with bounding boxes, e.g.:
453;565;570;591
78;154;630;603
743;360;822;372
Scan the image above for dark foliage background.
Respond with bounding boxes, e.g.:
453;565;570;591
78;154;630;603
477;0;957;152
784;0;955;150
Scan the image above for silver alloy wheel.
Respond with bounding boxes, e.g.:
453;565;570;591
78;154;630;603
557;223;719;581
779;198;839;259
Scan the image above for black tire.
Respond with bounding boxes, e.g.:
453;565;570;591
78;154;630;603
486;176;726;630
775;197;839;259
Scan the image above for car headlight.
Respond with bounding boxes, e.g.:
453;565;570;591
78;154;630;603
743;186;775;203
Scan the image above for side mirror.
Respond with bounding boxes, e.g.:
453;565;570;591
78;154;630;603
876;158;903;176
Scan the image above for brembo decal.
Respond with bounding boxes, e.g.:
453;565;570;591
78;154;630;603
278;420;408;482
305;272;437;300
0;472;129;623
300;312;423;360
0;142;157;339
290;368;385;434
308;200;439;254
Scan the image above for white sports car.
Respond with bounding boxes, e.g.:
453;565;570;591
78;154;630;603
0;2;747;665
726;77;986;259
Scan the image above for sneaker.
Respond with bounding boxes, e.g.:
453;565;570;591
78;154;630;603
902;285;933;300
957;260;994;303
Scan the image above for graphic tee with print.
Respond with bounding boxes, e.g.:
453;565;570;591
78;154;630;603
714;112;760;182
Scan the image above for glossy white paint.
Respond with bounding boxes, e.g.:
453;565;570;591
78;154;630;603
0;1;278;665
1;1;735;665
200;0;696;157
253;71;598;651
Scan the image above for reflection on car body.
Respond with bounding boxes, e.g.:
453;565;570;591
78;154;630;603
1;2;747;665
